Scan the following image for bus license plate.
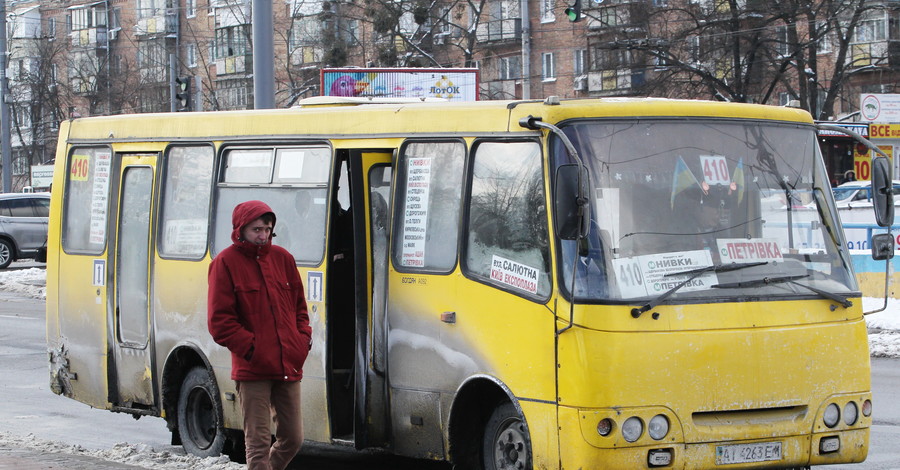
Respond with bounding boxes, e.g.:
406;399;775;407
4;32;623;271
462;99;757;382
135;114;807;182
716;441;782;465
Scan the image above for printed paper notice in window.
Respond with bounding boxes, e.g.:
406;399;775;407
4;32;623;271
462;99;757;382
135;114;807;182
490;255;540;294
401;157;432;267
89;151;112;244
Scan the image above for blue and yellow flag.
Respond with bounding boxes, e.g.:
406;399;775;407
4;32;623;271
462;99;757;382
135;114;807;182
732;158;745;205
671;156;701;209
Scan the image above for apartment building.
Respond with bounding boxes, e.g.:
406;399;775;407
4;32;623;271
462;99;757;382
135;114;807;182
4;0;900;189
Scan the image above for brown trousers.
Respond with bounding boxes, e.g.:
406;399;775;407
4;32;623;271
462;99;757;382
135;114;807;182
236;380;303;470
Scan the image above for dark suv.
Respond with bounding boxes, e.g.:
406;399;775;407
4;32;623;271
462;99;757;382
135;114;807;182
0;193;50;268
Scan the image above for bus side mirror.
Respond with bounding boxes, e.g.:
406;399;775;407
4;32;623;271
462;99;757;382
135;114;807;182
871;233;895;260
555;164;590;241
872;156;894;227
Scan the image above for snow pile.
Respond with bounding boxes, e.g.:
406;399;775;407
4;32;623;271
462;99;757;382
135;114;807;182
0;431;244;470
0;266;45;300
863;297;900;358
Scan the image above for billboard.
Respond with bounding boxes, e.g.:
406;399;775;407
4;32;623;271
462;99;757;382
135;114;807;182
321;68;479;101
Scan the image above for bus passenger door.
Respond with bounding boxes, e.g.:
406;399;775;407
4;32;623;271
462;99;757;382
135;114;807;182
337;150;392;449
109;154;157;409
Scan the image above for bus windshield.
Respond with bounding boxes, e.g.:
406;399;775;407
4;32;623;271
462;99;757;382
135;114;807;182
556;119;857;303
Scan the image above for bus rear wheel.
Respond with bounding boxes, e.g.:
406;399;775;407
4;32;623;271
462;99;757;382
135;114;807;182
177;367;226;458
482;402;532;470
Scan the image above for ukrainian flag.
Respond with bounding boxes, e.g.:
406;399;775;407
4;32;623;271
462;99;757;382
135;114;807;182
671;156;701;209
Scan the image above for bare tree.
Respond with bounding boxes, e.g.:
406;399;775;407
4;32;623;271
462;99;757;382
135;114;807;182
587;0;877;119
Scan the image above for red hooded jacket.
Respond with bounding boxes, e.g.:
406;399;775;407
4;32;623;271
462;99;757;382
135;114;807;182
207;200;312;381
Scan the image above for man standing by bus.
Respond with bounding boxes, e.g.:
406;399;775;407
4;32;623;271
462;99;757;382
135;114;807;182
208;200;312;470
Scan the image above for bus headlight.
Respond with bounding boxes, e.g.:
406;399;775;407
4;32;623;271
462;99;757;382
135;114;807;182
823;403;840;428
862;399;872;417
843;402;858;426
648;415;669;440
622;417;643;442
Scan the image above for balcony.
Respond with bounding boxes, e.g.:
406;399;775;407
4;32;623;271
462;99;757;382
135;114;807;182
476;18;522;44
135;9;178;38
69;25;110;50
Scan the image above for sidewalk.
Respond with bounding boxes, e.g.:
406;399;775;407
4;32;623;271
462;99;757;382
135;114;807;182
0;445;147;470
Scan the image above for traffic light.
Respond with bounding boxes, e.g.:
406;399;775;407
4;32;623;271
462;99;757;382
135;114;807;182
174;76;192;112
565;0;583;22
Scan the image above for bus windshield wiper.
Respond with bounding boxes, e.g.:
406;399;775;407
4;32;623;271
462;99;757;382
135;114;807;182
713;274;852;308
631;261;768;318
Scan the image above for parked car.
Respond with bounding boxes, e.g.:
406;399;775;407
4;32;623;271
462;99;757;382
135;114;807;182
832;180;900;208
0;192;50;268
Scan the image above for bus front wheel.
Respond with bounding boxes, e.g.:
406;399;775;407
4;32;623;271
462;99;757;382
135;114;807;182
482;402;532;470
177;367;227;458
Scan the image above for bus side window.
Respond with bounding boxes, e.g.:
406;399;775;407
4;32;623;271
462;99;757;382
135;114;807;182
63;147;112;254
159;145;214;258
464;141;551;298
392;141;465;272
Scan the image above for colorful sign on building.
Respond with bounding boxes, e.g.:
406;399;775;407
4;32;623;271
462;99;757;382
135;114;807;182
321;68;479;101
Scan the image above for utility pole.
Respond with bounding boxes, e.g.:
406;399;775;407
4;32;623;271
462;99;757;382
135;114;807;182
0;0;11;192
252;0;274;109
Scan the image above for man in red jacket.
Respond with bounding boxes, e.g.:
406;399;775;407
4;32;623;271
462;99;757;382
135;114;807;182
208;200;312;470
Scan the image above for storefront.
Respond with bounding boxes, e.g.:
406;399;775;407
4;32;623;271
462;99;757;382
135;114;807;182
816;122;869;186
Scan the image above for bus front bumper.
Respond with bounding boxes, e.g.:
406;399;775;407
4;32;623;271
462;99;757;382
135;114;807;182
558;406;869;469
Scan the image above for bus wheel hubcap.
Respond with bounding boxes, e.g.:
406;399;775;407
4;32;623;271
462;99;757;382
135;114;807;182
495;422;527;469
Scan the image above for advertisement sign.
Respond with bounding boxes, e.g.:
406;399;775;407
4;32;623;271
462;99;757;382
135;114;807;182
321;68;479;101
860;94;900;122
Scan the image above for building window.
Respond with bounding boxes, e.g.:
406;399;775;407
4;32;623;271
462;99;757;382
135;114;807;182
13;106;31;129
187;43;198;67
542;52;556;80
137;0;166;19
70;7;92;30
216;25;249;58
500;55;521;80
47;17;56;38
593;48;632;70
440;7;452;34
138;41;166;68
347;19;359;44
816;22;832;54
574;49;586;76
13;156;29;176
541;0;555;22
854;17;886;43
289;16;321;48
775;25;789;57
187;0;197;18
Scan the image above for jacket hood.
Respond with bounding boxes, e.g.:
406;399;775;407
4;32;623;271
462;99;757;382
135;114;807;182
231;200;277;244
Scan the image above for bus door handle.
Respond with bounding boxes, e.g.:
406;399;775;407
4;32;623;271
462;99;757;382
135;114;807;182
441;311;456;324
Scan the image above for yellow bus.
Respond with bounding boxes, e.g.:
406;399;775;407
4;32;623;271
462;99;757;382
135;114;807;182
46;96;891;469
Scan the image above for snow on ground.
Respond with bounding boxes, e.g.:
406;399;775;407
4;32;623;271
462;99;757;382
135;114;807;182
2;265;900;468
0;431;244;470
0;266;46;300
